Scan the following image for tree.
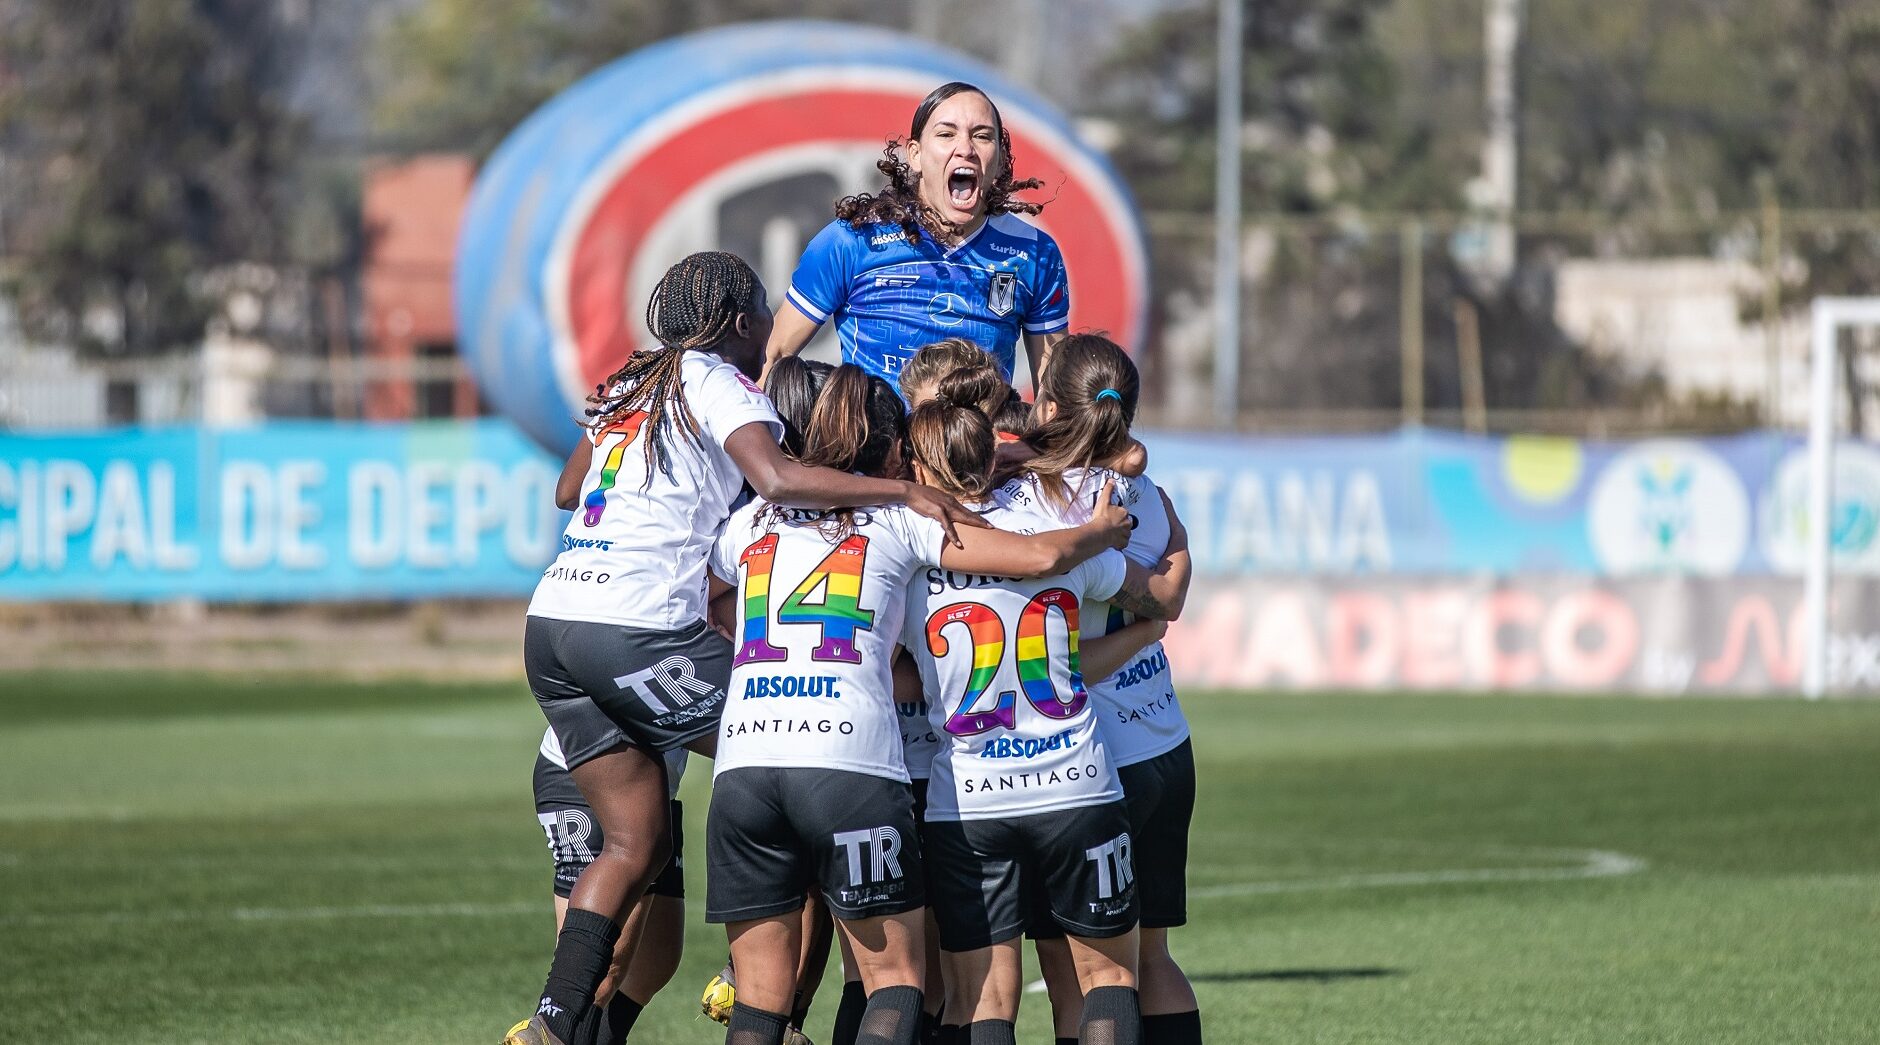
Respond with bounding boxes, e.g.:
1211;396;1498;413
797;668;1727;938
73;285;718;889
371;0;918;157
1091;0;1452;216
0;0;300;365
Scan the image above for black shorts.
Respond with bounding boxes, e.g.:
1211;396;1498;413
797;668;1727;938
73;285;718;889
533;753;685;899
1119;739;1194;928
705;766;925;923
910;777;930;824
925;801;1137;952
525;615;732;765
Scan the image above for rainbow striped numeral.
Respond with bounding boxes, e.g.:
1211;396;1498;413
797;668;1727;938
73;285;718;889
925;588;1090;737
581;412;650;527
734;534;877;666
777;535;875;664
733;533;787;666
1017;588;1087;720
925;602;1016;735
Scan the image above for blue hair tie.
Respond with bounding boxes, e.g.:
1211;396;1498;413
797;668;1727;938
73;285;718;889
1095;388;1123;403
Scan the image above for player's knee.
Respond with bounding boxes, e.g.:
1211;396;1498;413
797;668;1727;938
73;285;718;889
860;953;924;991
1079;962;1136;992
598;824;671;876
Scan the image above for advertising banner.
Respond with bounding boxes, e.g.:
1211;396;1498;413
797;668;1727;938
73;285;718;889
1163;575;1880;695
0;422;565;601
1144;429;1879;578
8;418;1880;705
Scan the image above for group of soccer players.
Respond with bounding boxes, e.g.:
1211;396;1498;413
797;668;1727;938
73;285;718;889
506;82;1202;1045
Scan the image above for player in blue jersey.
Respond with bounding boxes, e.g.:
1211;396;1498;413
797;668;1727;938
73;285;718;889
764;82;1071;391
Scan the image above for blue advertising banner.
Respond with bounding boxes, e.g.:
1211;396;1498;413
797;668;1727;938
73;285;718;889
1145;429;1874;577
5;421;1879;602
0;422;566;601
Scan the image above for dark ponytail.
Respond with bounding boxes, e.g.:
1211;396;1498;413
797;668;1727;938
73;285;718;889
1026;333;1139;508
763;356;835;459
762;365;908;539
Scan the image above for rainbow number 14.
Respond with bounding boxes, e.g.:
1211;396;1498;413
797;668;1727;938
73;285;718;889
735;534;876;666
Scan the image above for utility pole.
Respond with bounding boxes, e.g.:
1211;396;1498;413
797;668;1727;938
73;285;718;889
1479;0;1522;287
1000;0;1044;88
1213;0;1244;428
913;0;942;41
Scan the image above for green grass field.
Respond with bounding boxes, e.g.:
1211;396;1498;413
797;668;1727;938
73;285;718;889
3;672;1878;1044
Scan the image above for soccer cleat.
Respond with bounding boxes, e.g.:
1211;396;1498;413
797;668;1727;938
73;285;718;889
701;963;737;1024
502;1014;565;1045
784;1026;816;1045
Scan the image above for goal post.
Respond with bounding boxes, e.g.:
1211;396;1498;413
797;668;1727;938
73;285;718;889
1802;297;1880;697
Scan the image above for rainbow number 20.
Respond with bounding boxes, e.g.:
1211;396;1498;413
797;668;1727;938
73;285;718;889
925;588;1088;737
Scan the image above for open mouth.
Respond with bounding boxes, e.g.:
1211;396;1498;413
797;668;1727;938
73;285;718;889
947;166;980;207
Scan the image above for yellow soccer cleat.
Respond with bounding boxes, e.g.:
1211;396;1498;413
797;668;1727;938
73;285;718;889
700;963;737;1025
501;1014;565;1045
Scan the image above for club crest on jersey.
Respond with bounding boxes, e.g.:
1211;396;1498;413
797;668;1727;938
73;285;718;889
987;271;1017;316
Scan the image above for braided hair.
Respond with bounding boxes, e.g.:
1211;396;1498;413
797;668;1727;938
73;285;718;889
585;251;761;485
834;82;1046;246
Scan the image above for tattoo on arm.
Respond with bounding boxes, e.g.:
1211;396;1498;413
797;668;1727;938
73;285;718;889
1106;576;1170;621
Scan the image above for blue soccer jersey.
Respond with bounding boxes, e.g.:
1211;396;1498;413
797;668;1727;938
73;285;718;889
784;214;1071;386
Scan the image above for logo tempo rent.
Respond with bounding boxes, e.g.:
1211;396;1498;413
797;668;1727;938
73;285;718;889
457;21;1151;457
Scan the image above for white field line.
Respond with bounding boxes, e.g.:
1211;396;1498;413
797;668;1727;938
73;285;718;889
1187;847;1647;899
4;848;1646;932
1024;846;1646;993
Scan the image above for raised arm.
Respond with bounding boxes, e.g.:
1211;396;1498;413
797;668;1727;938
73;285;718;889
1104;491;1192;620
1081;619;1168;679
723;423;989;546
761;306;822;382
937;479;1132;578
1023;331;1063;390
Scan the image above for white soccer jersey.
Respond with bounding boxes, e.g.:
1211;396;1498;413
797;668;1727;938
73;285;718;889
707;500;947;782
528;352;783;631
896;663;942;783
994;467;1191;767
538;727;689;800
904;496;1129;821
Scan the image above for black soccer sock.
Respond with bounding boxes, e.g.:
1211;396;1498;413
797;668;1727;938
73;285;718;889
966;1018;1017;1045
1057;1038;1079;1045
791;988;815;1031
597;994;645;1045
856;985;925;1045
918;1007;941;1045
536;908;621;1045
569;1003;604;1045
728;1001;793;1045
937;1025;965;1045
1078;986;1142;1045
833;980;869;1045
1141;1010;1201;1045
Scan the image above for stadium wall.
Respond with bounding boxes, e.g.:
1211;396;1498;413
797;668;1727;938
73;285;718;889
5;421;1878;693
